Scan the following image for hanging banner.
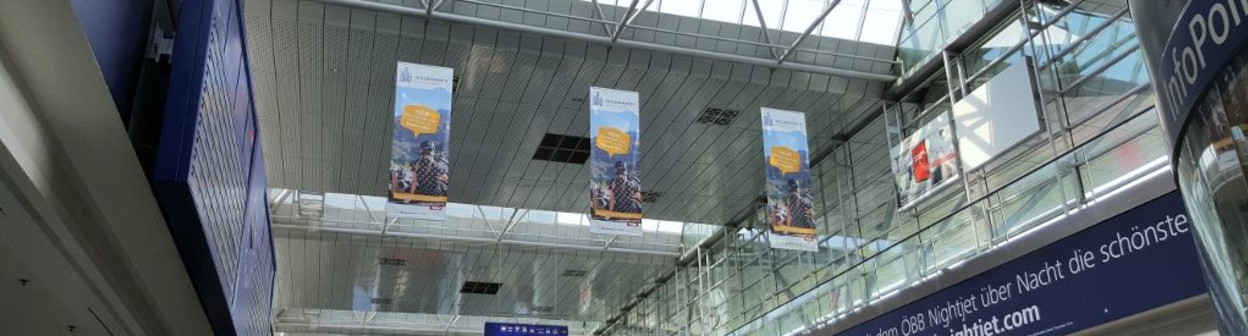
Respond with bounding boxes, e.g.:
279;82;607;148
761;108;819;252
588;87;643;236
891;112;960;208
387;62;453;220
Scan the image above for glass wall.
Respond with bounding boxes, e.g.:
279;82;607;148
604;1;1162;335
578;0;906;45
897;0;1008;75
1167;43;1248;336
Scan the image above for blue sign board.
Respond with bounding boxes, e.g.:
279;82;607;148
830;192;1206;336
152;0;274;333
484;322;569;336
1139;0;1248;154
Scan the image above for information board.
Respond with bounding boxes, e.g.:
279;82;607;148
484;322;569;336
830;192;1206;336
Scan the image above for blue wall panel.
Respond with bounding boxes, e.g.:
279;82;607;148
152;0;274;334
69;0;152;113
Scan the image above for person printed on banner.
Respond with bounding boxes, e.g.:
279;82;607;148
784;178;816;229
590;183;610;211
768;200;788;226
411;141;449;198
390;163;400;193
434;145;450;194
607;161;642;215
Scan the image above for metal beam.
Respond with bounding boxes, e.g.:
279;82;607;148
899;0;914;25
427;0;443;16
625;0;656;27
454;0;896;65
443;315;461;334
609;0;642;43
778;0;843;65
306;0;897;82
273;223;682;257
603;235;619;250
475;204;499;232
496;209;528;242
357;195;380;223
590;0;616;35
269;189;291;206
749;0;781;59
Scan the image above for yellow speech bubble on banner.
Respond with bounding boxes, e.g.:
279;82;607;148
401;105;440;136
596;127;631;157
769;146;801;174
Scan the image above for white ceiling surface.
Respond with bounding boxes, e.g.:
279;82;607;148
268;196;687;334
244;0;891;225
271;227;676;331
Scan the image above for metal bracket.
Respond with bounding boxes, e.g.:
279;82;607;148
147;26;175;63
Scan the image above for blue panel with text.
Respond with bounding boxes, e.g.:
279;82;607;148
484;323;570;336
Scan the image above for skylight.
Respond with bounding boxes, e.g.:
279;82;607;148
585;0;904;45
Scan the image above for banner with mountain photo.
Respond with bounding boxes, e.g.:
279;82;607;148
761;108;819;252
588;87;643;237
387;62;453;220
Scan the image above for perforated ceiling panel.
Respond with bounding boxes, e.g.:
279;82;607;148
272;228;674;324
244;0;888;225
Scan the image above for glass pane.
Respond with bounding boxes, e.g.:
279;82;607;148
784;0;828;32
702;0;745;23
660;0;703;17
741;0;785;28
860;7;902;45
819;4;863;39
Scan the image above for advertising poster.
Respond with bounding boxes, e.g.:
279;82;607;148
761;108;819;252
588;87;643;236
835;192;1206;336
891;113;959;208
387;62;453;220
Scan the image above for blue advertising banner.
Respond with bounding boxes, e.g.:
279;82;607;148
761;108;819;252
1140;0;1248;153
588;87;643;237
388;62;453;220
831;192;1206;336
484;322;569;336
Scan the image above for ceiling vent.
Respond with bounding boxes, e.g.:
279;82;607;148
460;281;502;295
370;298;393;305
532;306;556;313
695;107;740;126
533;133;591;164
640;191;663;203
562;269;589;277
378;257;406;266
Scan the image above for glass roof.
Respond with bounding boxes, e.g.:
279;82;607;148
586;0;905;45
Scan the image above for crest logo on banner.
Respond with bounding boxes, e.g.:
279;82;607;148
387;62;454;220
760;108;819;252
588;87;643;237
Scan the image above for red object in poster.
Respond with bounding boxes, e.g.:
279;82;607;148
912;141;930;182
